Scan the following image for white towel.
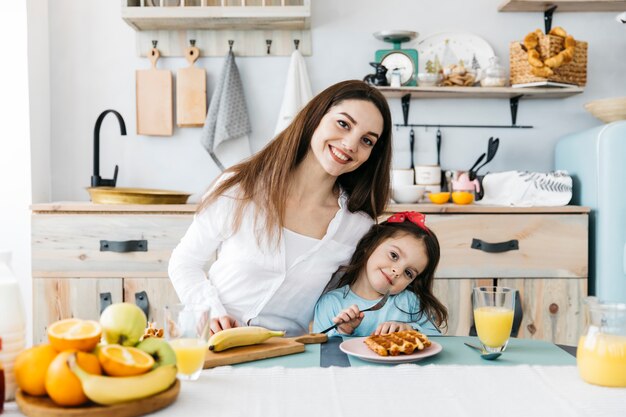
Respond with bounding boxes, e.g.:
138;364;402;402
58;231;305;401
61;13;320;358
201;50;251;171
476;170;573;207
274;49;312;135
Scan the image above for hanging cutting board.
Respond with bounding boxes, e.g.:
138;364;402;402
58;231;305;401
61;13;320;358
203;333;327;368
176;44;206;127
136;47;173;136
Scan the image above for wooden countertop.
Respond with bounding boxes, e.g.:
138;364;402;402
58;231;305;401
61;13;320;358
31;202;590;214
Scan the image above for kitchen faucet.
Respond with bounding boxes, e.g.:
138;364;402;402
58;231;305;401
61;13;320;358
92;109;126;188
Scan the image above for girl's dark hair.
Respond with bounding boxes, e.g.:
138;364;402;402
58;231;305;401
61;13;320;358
198;80;393;245
326;220;448;330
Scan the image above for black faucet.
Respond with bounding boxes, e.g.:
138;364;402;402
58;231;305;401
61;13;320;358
92;109;126;188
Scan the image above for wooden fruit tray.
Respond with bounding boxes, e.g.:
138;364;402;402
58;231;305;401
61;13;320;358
15;380;180;417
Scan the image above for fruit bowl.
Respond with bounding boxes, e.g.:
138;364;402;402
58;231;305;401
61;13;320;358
428;192;450;204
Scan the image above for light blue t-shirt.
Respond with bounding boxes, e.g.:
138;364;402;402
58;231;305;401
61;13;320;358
313;285;440;337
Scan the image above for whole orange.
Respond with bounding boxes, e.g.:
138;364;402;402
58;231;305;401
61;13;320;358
14;344;58;396
45;350;102;406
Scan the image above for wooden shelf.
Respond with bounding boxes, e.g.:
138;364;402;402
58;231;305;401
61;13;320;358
498;0;626;12
122;1;310;31
377;86;584;99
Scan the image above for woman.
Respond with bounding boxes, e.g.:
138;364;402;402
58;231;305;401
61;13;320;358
168;80;393;336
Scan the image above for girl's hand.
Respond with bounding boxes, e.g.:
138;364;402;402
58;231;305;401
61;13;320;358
372;321;413;336
209;315;239;336
333;304;364;335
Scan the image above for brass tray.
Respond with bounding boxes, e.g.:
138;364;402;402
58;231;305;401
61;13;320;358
87;187;191;205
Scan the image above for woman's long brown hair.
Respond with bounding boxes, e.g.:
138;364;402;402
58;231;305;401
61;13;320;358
198;80;393;244
325;221;448;330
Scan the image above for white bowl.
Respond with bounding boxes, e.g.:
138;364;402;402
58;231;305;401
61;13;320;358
392;185;425;204
417;73;442;87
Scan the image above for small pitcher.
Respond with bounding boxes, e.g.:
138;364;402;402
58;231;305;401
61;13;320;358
576;296;626;387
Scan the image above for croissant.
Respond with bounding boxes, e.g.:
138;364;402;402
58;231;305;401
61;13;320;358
531;66;554;77
528;49;544;67
549;26;568;38
564;35;576;49
523;32;539;50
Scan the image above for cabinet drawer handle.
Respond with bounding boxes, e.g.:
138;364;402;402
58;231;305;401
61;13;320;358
471;238;519;253
99;292;112;315
135;291;150;319
100;239;148;253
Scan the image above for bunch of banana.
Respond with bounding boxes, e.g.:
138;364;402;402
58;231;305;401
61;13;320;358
208;326;285;352
67;353;177;405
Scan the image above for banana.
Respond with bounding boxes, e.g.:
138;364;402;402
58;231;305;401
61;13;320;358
67;352;177;405
208;326;285;352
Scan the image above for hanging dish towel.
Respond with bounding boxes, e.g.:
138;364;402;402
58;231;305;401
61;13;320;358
274;48;313;135
201;50;251;171
476;170;573;207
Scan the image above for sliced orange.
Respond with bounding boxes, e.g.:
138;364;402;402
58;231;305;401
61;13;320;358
47;318;102;352
98;344;155;376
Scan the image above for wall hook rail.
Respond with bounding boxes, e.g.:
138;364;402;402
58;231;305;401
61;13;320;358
394;123;533;129
266;39;272;54
228;39;234;52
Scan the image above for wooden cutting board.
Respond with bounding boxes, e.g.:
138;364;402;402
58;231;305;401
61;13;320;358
15;380;180;417
136;47;173;136
204;333;327;368
176;44;206;127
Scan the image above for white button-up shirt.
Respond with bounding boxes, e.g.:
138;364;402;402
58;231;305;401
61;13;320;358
168;185;374;336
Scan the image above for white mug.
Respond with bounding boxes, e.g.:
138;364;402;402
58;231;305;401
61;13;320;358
415;165;442;185
391;169;415;188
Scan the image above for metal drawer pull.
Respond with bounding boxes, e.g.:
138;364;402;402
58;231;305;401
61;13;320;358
99;292;112;315
135;291;150;319
471;238;519;253
100;239;148;253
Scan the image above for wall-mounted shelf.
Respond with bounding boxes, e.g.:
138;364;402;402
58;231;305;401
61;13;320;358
498;0;626;12
377;86;584;100
122;0;312;56
377;86;584;128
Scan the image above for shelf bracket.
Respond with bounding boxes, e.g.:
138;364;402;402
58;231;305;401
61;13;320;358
401;94;411;126
510;95;523;126
544;5;558;33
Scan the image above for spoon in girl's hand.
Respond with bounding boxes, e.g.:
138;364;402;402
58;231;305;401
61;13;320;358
464;342;502;360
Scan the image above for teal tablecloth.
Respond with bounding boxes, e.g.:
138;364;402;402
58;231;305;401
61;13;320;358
233;336;575;368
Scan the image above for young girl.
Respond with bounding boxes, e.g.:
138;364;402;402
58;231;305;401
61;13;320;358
313;211;448;336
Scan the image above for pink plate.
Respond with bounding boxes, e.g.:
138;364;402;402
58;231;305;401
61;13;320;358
339;337;443;364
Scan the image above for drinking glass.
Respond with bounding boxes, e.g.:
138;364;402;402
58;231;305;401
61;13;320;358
164;304;211;381
472;286;515;353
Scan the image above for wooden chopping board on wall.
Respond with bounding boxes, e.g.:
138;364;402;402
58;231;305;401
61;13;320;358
136;46;173;136
204;333;327;368
176;44;207;127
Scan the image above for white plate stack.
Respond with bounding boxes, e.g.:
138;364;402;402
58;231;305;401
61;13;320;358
0;251;27;401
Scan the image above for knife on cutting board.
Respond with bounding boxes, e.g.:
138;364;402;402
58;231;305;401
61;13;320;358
177;41;207;128
136;42;173;136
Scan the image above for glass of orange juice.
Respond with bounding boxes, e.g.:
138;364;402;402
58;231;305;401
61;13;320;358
472;286;515;353
164;304;211;381
577;297;626;387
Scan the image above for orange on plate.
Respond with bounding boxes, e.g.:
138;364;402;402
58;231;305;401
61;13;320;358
98;344;155;376
47;318;102;352
428;192;451;204
45;350;102;406
14;344;58;396
452;191;474;205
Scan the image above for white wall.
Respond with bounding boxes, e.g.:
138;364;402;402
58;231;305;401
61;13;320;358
40;0;626;203
1;1;33;344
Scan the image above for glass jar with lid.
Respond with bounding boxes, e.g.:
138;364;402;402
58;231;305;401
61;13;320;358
480;56;507;87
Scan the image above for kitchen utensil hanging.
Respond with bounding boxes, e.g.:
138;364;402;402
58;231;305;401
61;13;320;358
136;41;173;136
176;40;207;128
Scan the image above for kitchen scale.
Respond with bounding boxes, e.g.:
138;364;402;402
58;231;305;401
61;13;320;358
374;30;419;86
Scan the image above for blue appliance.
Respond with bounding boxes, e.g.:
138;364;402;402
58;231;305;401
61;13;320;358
555;121;626;303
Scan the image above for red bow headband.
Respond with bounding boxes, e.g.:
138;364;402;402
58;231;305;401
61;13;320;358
386;211;429;232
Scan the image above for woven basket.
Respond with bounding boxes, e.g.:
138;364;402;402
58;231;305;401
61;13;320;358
509;33;588;86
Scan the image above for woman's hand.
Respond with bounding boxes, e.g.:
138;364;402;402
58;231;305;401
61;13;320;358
372;321;413;336
209;315;239;336
333;304;364;335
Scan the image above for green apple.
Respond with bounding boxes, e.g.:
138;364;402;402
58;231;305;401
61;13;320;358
100;302;147;346
135;337;177;368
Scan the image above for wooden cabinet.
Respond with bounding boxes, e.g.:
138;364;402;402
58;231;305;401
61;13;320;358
383;204;589;346
31;203;199;344
32;202;588;346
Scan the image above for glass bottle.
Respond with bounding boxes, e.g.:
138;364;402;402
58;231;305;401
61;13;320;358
480;56;507;87
576;297;626;387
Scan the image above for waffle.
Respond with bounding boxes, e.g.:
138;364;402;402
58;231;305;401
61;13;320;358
364;330;431;356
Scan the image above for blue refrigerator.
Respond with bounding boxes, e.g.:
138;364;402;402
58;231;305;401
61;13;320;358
555;121;626;303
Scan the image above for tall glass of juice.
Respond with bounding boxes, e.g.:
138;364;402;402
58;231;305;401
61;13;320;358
472;286;515;353
577;297;626;387
164;304;211;381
